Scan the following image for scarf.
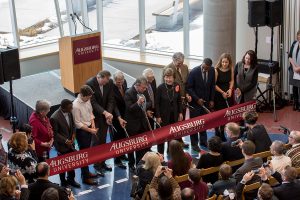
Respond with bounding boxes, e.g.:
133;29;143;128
36;113;53;139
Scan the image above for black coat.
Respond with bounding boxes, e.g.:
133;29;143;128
221;138;244;162
28;179;68;200
113;80;127;118
0;188;29;200
50;108;75;154
86;77;115;129
124;86;151;135
246;124;272;153
155;83;182;126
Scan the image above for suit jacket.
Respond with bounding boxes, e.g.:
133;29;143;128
124;86;151;135
221;138;244;162
273;181;300;200
163;62;189;97
187;65;215;117
233;157;263;183
155;83;182;126
50;108;75;154
246;124;272;153
86;77;115;129
113;80;128;118
209;178;236;197
29;179;68;200
147;79;157;111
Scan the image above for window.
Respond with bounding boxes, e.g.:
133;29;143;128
145;0;183;53
102;0;139;49
189;0;203;57
14;0;60;47
0;0;13;46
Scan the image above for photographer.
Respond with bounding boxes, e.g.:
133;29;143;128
149;166;181;200
0;170;29;200
8;132;37;183
242;111;272;153
19;124;38;161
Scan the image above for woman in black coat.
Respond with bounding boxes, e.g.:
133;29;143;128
155;68;183;154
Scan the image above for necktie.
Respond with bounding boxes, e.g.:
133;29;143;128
148;84;154;108
99;85;103;96
119;86;124;97
203;71;207;84
177;67;183;81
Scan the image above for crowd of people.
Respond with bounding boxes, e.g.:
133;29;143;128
0;38;300;200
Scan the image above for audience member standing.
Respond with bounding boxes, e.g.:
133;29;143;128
155;68;183;154
214;53;234;141
286;130;300;167
124;77;152;172
187;58;215;151
234;50;258;103
50;99;81;188
288;30;300;111
112;71;128;169
243;111;272;153
72;85;98;185
29;100;54;162
86;70;114;175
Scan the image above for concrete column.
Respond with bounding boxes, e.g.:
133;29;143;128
203;0;236;64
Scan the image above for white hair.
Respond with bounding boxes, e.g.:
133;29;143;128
35;99;51;114
113;70;125;81
142;68;154;78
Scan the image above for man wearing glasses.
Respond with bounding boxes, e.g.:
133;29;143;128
286;130;300;167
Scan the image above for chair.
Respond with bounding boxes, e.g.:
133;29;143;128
242;182;261;200
141;184;150;200
268;176;279;186
206;194;217;200
174;174;189;184
200;166;220;176
253;150;271;160
227;158;245;168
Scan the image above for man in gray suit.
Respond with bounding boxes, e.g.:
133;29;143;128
50;99;81;188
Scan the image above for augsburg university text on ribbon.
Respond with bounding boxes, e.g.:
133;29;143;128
47;101;256;175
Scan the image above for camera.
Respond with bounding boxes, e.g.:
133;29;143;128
231;139;243;147
161;167;166;170
252;169;260;174
262;161;270;168
65;188;72;196
9;169;17;175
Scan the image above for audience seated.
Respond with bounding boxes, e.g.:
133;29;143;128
197;136;223;184
243;111;272;153
181;188;195;200
0;170;29;200
136;152;163;198
28;162;69;200
41;188;59;200
272;165;300;200
188;168;208;200
149;166;181;200
270;140;291;174
286;130;300;167
257;183;274;200
7;132;37;183
209;164;236;197
233;140;263;183
168;140;193;188
221;122;244;163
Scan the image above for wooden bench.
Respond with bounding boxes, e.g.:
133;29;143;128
242;182;261;200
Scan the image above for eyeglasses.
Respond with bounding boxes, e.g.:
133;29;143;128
288;135;295;139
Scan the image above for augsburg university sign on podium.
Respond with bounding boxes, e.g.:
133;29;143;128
47;101;256;176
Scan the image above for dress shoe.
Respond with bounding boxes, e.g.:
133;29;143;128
200;142;208;148
115;161;127;169
67;179;81;188
120;155;128;161
88;172;98;178
102;164;112;171
60;181;70;187
129;165;136;173
182;142;189;149
82;178;98;185
192;145;201;152
95;169;105;177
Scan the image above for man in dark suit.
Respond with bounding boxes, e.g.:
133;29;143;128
124;77;152;172
272;166;300;200
50;99;80;188
29;162;69;200
86;70;114;174
187;58;215;152
221;122;244;163
112;71;128;169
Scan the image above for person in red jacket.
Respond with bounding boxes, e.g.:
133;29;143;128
29;100;53;162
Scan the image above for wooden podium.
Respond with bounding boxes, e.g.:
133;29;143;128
59;32;102;94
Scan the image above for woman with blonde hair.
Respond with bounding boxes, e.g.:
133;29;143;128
8;132;37;182
214;53;234;141
135;152;163;198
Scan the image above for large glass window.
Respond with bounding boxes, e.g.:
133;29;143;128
0;0;13;46
189;0;203;57
145;0;183;53
102;0;139;49
15;0;60;47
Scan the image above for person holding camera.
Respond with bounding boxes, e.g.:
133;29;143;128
8;132;37;183
149;166;181;200
0;170;29;200
242;111;272;153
